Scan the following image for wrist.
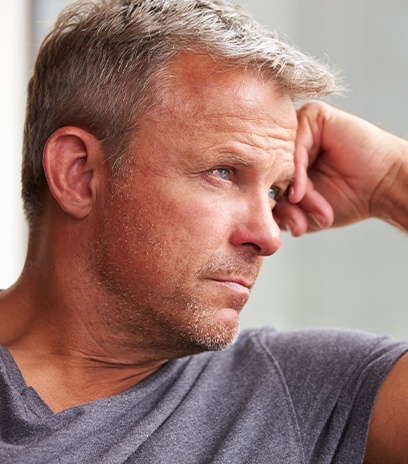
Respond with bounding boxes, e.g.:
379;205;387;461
372;137;408;232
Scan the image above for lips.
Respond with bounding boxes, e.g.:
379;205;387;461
213;277;253;291
210;278;253;302
200;257;259;298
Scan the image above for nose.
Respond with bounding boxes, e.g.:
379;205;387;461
230;196;282;256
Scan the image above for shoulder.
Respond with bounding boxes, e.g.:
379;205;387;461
251;326;407;371
232;327;408;461
191;326;408;420
245;327;408;404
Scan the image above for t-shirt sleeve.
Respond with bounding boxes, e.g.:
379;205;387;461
255;327;408;463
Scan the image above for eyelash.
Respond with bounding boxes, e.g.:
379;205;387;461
206;167;284;203
268;186;281;201
208;167;233;181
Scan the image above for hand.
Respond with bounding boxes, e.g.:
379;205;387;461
274;101;407;236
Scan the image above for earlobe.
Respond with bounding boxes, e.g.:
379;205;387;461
43;127;104;219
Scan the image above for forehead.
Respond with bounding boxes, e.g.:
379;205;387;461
158;54;296;124
137;54;297;174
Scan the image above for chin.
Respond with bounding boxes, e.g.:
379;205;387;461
192;325;240;352
182;308;241;353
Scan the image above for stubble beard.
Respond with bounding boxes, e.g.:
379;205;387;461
184;302;241;351
90;192;258;358
88;260;244;357
89;237;250;357
157;292;244;353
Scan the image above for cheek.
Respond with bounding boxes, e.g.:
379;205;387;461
142;185;231;250
98;180;234;278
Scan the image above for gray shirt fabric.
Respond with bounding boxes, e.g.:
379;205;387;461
0;327;407;464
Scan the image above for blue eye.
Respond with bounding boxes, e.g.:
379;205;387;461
268;186;280;201
214;168;231;180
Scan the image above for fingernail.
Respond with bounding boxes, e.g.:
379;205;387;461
285;219;297;236
310;213;326;228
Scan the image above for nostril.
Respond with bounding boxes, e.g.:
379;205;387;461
242;242;261;253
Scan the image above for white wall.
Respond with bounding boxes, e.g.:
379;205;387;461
0;2;28;288
239;0;408;340
2;0;408;339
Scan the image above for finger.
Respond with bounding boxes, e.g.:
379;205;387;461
276;179;334;235
274;201;309;237
290;142;309;204
290;103;322;204
298;183;335;228
275;200;331;236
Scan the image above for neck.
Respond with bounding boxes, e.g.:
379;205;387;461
0;284;168;412
8;339;167;413
0;239;169;413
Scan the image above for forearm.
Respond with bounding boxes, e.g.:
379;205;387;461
373;136;408;232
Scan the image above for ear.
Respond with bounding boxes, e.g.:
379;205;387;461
43;127;105;219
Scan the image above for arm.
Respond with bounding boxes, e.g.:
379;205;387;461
363;354;408;463
277;101;408;463
275;101;408;236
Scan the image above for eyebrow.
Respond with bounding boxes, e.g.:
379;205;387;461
217;152;295;179
281;172;295;185
215;153;253;167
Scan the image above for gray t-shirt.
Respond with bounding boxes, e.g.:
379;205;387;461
0;327;407;463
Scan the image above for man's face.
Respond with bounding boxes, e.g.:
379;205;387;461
93;55;297;357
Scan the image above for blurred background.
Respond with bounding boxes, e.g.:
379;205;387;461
1;0;408;338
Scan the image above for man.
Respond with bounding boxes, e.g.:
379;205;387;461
1;0;407;462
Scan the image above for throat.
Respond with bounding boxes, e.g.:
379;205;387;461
8;348;168;413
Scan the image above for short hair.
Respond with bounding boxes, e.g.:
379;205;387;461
22;0;339;224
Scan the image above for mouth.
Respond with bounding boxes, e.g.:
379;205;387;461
211;278;253;301
214;277;253;289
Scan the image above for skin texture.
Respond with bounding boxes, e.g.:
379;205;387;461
276;101;408;235
2;53;408;461
0;54;296;412
278;101;408;463
89;56;296;356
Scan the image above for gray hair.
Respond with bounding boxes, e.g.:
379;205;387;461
22;0;338;224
